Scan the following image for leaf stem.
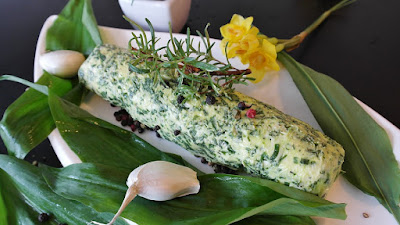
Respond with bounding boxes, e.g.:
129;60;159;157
281;0;356;51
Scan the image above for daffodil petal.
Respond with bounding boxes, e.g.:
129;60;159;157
248;68;267;83
242;17;254;31
249;27;260;36
231;14;245;25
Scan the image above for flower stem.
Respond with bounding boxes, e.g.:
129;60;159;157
282;0;356;52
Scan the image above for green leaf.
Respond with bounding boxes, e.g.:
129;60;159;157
42;163;346;225
47;91;195;171
278;52;400;223
233;215;316;225
0;75;49;95
46;0;102;56
184;57;220;72
0;155;128;225
0;183;8;225
0;170;56;225
0;73;77;158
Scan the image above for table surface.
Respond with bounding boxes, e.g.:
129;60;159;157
1;0;399;167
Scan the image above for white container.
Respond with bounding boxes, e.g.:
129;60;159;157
118;0;192;33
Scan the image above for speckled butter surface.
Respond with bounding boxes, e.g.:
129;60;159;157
78;44;345;196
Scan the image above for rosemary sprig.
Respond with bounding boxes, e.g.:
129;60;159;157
123;16;254;100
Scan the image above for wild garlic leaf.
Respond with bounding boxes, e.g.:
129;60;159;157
0;73;77;158
46;0;102;56
0;155;128;225
42;163;346;225
278;52;400;223
232;215;316;225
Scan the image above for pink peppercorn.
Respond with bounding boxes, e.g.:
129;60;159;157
246;109;256;118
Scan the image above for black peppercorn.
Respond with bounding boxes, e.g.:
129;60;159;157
115;114;122;121
138;127;144;133
177;95;184;104
156;131;161;138
121;119;128;126
154;125;160;131
238;102;246;110
201;157;208;164
38;213;50;222
174;130;181;136
127;117;134;126
133;120;141;127
206;95;216;105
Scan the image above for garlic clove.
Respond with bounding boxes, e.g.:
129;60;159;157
95;161;200;225
130;161;200;201
39;50;85;78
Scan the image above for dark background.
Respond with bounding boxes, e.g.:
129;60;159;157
1;0;399;167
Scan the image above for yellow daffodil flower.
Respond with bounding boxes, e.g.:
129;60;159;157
242;39;280;83
220;14;253;42
220;14;280;83
221;26;260;58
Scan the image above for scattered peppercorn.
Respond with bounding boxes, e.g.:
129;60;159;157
38;213;50;223
213;164;237;174
246;108;256;118
201;157;208;164
154;125;160;131
127;117;134;126
206;95;216;105
238;102;246;110
177;95;184;104
174;130;181;136
121;119;128;126
115;114;122;121
137;127;144;133
363;213;369;218
110;103;116;107
133;120;141;127
155;131;161;138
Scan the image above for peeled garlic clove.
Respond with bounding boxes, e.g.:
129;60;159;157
129;161;200;201
39;50;85;78
97;161;200;225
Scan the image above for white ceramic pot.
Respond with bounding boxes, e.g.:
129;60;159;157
118;0;192;33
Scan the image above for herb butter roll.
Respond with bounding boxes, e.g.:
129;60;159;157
78;44;345;196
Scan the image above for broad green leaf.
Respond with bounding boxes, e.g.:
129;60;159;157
278;52;400;223
0;170;56;225
0;155;127;225
0;183;8;225
46;0;102;56
0;73;76;158
233;215;316;225
47;91;197;171
42;163;346;225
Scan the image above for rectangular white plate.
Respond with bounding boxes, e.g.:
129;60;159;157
34;15;400;225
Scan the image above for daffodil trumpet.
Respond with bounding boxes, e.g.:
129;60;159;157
220;0;356;83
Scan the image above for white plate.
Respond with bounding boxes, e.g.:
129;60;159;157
34;15;400;225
